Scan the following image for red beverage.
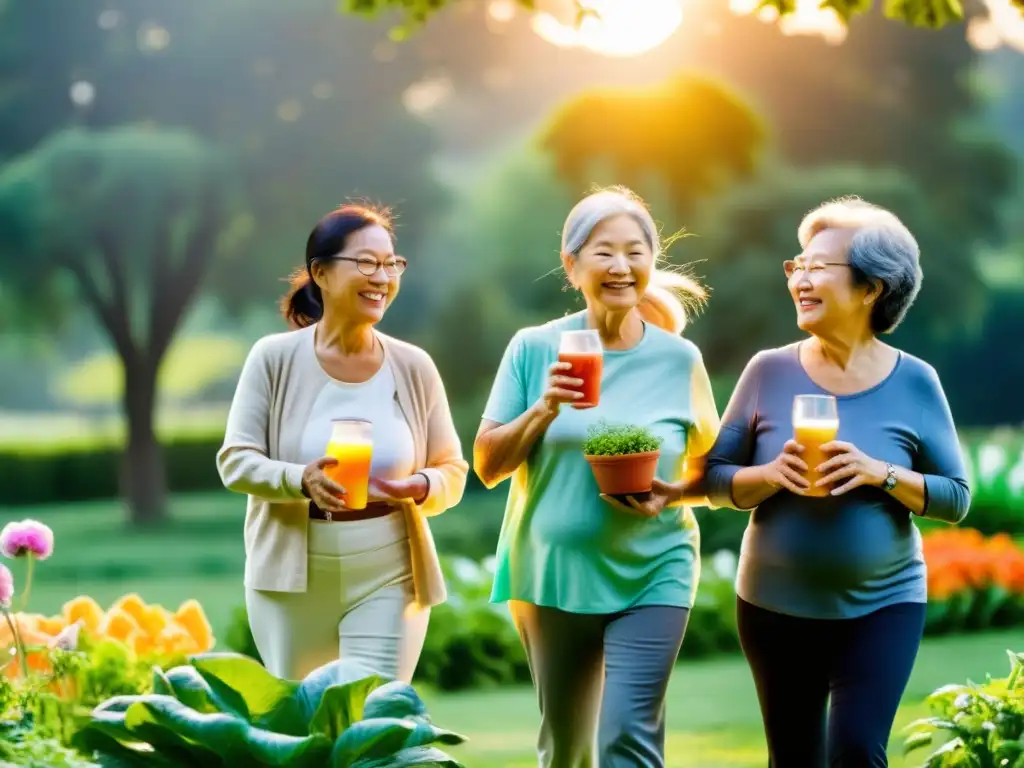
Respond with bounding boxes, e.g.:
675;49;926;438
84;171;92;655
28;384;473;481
559;352;602;409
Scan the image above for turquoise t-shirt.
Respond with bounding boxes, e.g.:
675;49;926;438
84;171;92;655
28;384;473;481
481;311;721;613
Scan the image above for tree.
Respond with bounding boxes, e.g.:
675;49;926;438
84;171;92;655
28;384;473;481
684;162;988;373
538;73;766;217
340;0;1023;34
0;127;240;525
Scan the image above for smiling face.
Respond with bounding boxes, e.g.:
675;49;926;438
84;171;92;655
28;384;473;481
788;227;877;335
311;224;399;325
563;213;654;313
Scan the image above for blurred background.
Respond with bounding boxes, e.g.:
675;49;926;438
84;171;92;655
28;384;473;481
0;0;1021;765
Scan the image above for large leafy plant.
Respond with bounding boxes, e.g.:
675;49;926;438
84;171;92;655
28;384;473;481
73;653;466;767
902;649;1024;766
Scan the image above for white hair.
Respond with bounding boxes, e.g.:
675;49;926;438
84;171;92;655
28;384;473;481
561;187;705;335
798;196;923;334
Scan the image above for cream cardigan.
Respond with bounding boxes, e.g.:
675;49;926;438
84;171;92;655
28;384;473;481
216;324;468;608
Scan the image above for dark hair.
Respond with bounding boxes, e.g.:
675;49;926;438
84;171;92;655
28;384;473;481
280;204;394;328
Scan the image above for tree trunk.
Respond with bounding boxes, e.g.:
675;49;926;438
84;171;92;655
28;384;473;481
121;354;167;527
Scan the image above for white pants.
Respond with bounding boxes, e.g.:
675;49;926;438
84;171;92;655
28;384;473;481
246;512;430;682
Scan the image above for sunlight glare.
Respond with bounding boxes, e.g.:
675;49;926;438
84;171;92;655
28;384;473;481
531;0;684;58
730;0;847;45
968;0;1024;52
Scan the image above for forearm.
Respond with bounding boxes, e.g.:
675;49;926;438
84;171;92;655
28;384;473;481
729;465;780;510
890;466;969;524
217;447;307;501
666;458;712;508
474;402;557;489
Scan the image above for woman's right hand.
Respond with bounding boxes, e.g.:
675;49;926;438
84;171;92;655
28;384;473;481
301;457;348;512
537;361;584;416
759;440;810;495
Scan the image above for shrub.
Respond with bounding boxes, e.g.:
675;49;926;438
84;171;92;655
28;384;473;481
923;529;1024;633
73;654;467;767
582;421;662;457
902;649;1024;766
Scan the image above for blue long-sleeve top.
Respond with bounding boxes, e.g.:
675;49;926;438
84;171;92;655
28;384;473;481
705;342;971;619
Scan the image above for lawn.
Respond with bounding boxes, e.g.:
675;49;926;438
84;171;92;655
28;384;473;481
425;629;1021;767
2;494;1021;766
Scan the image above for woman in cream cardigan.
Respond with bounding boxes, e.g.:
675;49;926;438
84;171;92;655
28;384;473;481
217;204;468;683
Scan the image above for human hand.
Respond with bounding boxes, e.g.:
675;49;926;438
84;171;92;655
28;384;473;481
760;440;810;495
601;478;677;518
367;474;429;505
301;457;348;513
816;441;887;496
537;361;584;416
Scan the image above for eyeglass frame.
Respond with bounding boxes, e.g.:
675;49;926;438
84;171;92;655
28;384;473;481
783;258;850;279
318;254;408;278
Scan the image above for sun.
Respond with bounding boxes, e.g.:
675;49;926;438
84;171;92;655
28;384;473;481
530;0;684;58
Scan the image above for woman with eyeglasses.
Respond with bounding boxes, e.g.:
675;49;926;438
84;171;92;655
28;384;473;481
706;197;970;767
217;204;468;682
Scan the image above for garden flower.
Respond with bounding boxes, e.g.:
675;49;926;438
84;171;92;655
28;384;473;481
0;564;12;607
0;519;54;560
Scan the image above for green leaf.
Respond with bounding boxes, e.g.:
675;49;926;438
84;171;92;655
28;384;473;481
362;682;428;721
151;667;173;697
309;679;381;741
352;745;466;767
72;727;181;768
903;731;933;754
124;695;333;767
330;718;466;766
162;665;221;714
191;652;299;722
295;659;384;724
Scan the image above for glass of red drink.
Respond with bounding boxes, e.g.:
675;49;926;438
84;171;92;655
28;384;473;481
559;329;603;409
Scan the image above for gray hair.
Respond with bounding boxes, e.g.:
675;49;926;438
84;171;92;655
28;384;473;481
798;196;923;334
561;187;705;335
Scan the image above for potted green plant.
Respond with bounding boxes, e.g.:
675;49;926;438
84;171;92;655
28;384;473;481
582;421;663;497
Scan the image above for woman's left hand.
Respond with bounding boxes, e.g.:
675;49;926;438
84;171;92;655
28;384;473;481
367;474;429;505
601;478;678;518
816;441;887;495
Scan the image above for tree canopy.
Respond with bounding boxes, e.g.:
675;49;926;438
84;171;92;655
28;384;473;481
341;0;1023;34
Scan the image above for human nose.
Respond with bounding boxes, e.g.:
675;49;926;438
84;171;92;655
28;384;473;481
607;254;630;275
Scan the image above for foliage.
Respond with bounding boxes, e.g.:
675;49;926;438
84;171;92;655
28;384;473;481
338;0;1023;33
538;73;766;216
902;649;1024;766
923;529;1024;633
74;653;467;767
582;421;662;457
52;336;248;408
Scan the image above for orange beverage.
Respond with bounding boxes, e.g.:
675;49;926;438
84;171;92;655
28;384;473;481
559;352;603;409
559;329;603;410
792;395;839;498
323;419;373;510
794;419;840;497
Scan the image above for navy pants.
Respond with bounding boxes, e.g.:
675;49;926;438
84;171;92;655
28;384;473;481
509;601;690;768
737;597;926;768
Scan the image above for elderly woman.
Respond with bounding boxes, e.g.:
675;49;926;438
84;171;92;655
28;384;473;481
706;196;970;767
217;204;467;682
474;187;721;768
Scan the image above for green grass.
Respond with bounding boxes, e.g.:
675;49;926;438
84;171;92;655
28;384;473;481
423;629;1020;767
2;494;1021;766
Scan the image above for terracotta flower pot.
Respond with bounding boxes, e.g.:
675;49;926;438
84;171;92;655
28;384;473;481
584;451;661;496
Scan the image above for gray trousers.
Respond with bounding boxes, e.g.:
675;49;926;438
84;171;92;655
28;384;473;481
509;601;690;768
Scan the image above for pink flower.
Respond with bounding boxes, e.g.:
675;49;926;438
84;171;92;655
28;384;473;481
0;519;54;560
0;564;12;607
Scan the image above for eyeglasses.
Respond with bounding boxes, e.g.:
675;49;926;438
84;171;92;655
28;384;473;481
783;259;849;279
330;255;408;277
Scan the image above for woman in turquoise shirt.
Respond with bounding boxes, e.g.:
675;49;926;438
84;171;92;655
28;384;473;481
474;187;721;768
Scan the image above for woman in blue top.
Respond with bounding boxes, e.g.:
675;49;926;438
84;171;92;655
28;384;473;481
474;187;721;768
706;196;971;767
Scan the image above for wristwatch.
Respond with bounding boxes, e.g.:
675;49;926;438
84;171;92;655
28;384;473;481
882;463;898;492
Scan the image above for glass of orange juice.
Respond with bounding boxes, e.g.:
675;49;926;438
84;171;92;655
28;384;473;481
792;395;839;498
324;419;373;510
